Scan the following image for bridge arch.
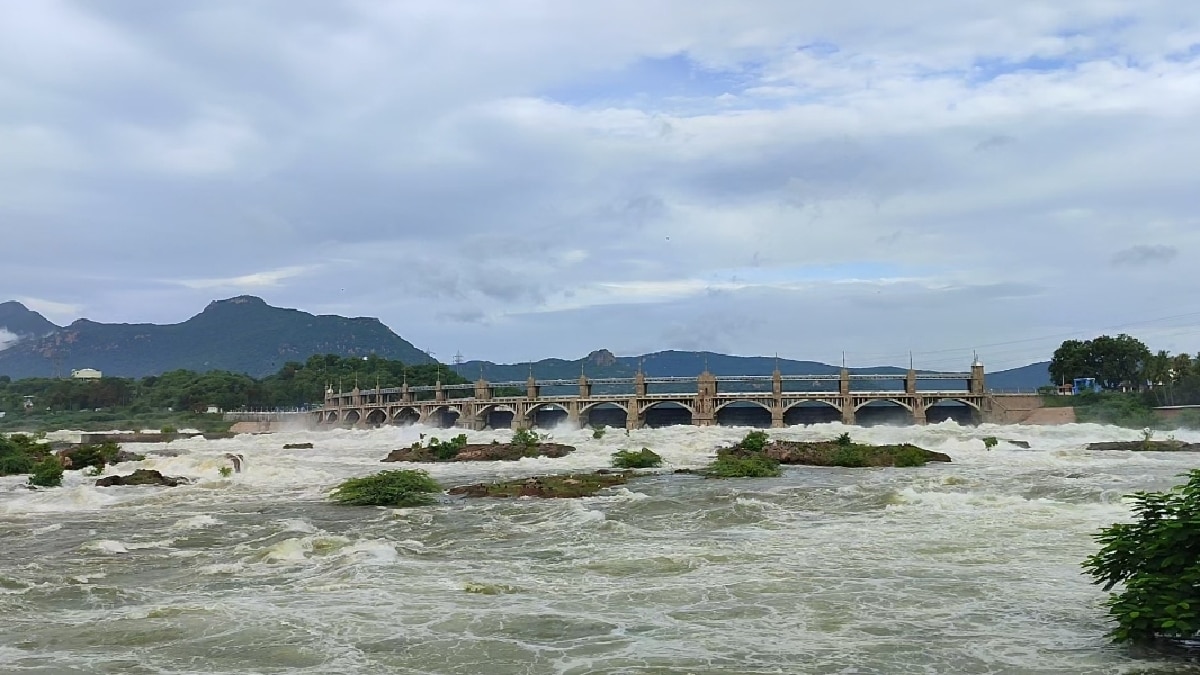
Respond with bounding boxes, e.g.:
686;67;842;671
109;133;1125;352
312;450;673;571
639;400;694;415
855;400;914;427
714;400;771;413
324;411;339;424
580;402;627;429
783;400;841;426
854;398;912;412
392;407;421;426
476;403;516;430
642;401;693;428
526;402;570;429
924;398;981;425
424;405;461;429
343;410;361;425
365;409;387;426
715;400;772;428
922;397;981;412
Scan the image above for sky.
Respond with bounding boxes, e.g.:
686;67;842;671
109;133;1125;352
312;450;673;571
2;1;1199;371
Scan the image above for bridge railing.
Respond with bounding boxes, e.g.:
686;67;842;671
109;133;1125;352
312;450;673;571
337;372;976;396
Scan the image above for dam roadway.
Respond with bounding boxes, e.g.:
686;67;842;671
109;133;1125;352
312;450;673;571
269;363;1047;430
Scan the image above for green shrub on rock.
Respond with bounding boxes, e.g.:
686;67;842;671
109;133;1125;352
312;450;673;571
1083;468;1200;644
511;428;541;449
737;430;769;453
611;448;662;469
0;452;34;476
982;436;999;450
592;426;606;440
428;434;469;461
330;470;442;507
28;457;64;488
705;453;781;478
830;445;868;468
0;434;51;476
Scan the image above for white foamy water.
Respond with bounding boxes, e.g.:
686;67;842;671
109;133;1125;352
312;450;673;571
2;421;1200;673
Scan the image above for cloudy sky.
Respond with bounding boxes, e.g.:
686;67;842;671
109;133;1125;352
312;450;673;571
2;1;1199;370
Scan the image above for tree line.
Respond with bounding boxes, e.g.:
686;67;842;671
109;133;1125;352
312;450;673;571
0;354;471;415
1049;334;1200;406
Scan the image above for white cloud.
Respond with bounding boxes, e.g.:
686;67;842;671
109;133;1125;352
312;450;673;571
13;297;82;325
0;329;17;351
1;1;1199;369
174;265;319;291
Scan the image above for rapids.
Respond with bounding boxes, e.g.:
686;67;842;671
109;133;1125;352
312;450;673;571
3;422;1200;674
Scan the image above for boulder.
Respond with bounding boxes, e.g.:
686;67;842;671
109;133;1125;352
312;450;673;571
283;443;314;450
382;443;576;463
1003;440;1032;449
95;469;189;487
1087;441;1200;452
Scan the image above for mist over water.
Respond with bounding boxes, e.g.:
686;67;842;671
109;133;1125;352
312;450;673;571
3;422;1200;674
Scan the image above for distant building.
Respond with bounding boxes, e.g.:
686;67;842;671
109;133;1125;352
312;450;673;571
70;368;102;379
205;405;222;414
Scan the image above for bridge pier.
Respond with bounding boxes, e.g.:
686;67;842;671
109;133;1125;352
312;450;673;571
626;398;642;430
770;407;785;428
912;398;927;425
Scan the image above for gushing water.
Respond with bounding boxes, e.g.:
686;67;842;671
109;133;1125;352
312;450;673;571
2;422;1200;673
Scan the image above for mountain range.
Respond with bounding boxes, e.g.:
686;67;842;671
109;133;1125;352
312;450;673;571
0;296;434;378
0;296;1051;389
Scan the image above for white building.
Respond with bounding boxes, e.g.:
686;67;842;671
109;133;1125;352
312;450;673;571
70;368;102;379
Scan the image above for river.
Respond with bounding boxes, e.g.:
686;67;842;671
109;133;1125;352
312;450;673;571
2;422;1200;674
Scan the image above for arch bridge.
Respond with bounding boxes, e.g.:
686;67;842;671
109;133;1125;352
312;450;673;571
315;364;995;430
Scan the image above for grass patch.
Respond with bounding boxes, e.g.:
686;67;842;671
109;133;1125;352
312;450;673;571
611;448;662;469
329;470;442;507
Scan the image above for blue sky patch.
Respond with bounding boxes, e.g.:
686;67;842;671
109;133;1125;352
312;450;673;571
539;53;756;106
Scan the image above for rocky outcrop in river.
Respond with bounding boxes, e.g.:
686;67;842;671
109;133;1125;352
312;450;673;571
1086;440;1200;452
448;472;628;498
95;469;189;487
754;440;951;467
382;443;576;462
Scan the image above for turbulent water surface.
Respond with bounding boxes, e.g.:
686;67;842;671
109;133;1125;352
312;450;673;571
4;422;1200;674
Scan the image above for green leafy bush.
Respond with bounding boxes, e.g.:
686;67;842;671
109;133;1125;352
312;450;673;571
61;442;140;471
611;448;663;469
592;426;606;440
830;445;868;467
738;430;769;453
427;434;469;460
835;432;853;447
329;470;442;507
0;452;35;476
28;457;64;488
1083;469;1200;644
0;433;51;476
511;427;541;449
218;466;233;478
982;436;998;450
891;446;931;468
705;454;782;478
